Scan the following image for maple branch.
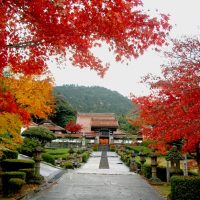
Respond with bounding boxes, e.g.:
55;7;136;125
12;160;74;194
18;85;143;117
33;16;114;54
7;40;43;49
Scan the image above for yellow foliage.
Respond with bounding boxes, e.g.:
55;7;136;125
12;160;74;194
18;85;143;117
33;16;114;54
0;112;23;153
4;75;55;119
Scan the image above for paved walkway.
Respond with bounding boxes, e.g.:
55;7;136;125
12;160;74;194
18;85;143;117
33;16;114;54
29;152;164;200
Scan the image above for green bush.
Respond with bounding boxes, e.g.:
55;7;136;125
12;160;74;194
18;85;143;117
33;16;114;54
142;164;151;178
82;152;90;163
42;153;55;165
19;168;35;182
63;161;74;169
19;138;39;157
170;176;200;200
1;159;35;171
8;178;25;193
1;171;26;195
2;149;18;160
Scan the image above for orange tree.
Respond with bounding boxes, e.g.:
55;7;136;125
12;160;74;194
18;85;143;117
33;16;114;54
131;37;200;172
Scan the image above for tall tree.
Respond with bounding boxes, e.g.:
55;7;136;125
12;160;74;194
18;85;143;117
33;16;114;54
131;36;200;171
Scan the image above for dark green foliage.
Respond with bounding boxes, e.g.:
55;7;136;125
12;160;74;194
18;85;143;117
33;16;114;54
42;153;55;165
142;164;152;178
82;152;90;163
50;95;76;127
1;171;26;195
63;161;74;169
19;168;35;182
22;127;56;146
19;138;39;157
2;149;18;160
1;159;35;171
54;85;134;114
118;114;138;133
8;178;25;193
170;176;200;200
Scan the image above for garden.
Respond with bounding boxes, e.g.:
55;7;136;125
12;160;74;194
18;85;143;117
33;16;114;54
111;142;200;200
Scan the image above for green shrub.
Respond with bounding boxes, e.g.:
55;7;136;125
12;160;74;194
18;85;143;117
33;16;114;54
63;161;74;169
8;178;25;193
170;176;200;200
19;168;35;182
1;159;35;171
82;152;90;163
1;171;26;195
19;138;39;157
42;153;55;165
68;148;74;154
142;164;151;178
2;149;18;160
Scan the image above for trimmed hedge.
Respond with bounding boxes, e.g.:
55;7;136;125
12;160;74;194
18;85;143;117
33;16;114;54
42;153;55;165
2;149;18;160
1;159;35;171
19;168;35;182
1;171;26;195
8;178;25;193
170;176;200;200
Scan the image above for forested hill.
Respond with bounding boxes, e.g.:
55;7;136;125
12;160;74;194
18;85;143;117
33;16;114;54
53;85;133;114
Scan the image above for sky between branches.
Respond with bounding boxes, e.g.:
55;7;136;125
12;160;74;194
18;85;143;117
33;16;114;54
49;0;200;97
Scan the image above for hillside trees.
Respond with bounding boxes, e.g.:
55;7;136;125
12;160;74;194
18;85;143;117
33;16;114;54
131;37;200;171
50;95;76;127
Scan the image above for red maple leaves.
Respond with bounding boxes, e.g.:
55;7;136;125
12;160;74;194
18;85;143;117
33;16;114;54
132;37;200;156
65;121;82;133
0;0;170;77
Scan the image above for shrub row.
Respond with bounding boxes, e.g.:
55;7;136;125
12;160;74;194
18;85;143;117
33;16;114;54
2;149;18;160
1;171;26;195
170;176;200;200
1;159;35;171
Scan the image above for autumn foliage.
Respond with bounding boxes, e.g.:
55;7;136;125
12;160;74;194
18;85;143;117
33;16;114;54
0;0;170;77
131;37;200;170
65;121;82;133
0;0;170;151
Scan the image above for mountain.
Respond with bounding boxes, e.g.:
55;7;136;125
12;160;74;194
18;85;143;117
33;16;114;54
53;85;134;115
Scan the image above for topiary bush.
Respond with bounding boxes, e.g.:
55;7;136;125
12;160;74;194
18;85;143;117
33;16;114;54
1;171;26;195
1;159;35;171
170;176;200;200
8;178;25;194
2;149;18;160
19;168;35;182
19;138;39;157
42;153;55;165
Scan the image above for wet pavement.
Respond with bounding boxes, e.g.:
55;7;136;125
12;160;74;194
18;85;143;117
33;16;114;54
28;152;164;200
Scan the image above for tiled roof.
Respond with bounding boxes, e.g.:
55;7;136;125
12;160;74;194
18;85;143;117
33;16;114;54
39;120;65;131
91;118;118;127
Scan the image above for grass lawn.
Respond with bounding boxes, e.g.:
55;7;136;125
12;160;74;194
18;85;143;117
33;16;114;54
153;183;171;200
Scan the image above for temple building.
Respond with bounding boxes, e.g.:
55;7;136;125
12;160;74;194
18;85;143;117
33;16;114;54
76;113;119;145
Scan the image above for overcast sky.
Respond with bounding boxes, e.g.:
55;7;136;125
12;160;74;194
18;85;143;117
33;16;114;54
49;0;200;98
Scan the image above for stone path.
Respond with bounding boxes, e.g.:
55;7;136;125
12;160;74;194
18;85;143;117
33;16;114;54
29;152;164;200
